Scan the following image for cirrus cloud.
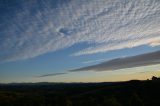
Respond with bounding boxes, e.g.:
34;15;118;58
0;0;160;62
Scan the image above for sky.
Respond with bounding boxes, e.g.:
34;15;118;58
0;0;160;83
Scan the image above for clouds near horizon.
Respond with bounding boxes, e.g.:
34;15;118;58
70;50;160;72
36;73;67;77
0;0;160;62
37;50;160;77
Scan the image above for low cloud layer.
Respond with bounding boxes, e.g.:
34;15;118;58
70;50;160;72
0;0;160;62
36;73;67;77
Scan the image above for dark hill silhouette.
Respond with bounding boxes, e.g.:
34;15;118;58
0;77;160;106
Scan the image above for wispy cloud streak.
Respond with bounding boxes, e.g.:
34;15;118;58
83;59;107;64
0;0;160;62
36;73;67;77
70;50;160;72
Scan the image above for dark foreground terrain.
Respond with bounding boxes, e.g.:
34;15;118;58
0;79;160;106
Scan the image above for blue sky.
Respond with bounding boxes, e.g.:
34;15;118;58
0;0;160;83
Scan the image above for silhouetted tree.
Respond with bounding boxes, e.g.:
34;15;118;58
152;76;158;80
